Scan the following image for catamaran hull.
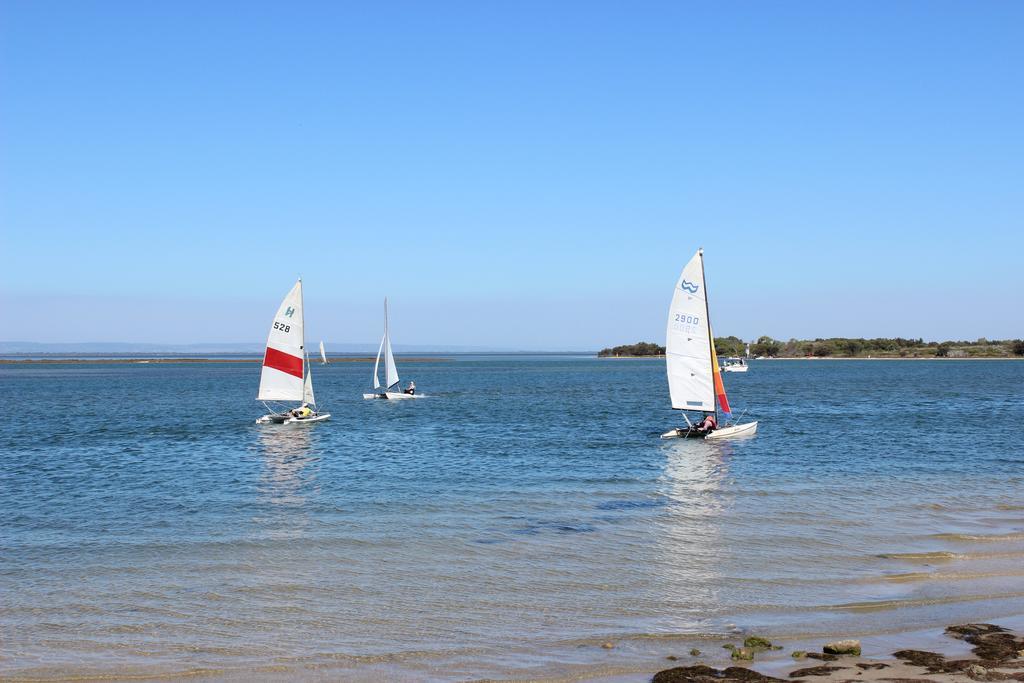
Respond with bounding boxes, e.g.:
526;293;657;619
256;413;331;424
362;392;422;400
705;421;757;439
660;427;707;439
661;421;758;440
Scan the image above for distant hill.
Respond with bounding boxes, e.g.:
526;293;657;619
598;342;665;357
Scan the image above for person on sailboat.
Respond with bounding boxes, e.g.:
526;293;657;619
291;403;313;418
403;380;416;395
695;413;717;433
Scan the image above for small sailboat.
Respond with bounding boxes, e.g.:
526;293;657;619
319;340;329;365
363;298;421;400
662;249;756;440
255;279;330;424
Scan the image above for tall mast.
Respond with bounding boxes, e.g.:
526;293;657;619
698;249;718;424
299;276;309;402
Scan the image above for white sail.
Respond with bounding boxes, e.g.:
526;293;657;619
369;298;401;391
258;279;306;402
372;335;384;390
303;353;316;406
319;340;328;365
384;298;400;388
666;250;715;412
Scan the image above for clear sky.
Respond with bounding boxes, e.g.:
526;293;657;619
2;2;1021;349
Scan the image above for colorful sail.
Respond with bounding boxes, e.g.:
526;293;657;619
709;329;732;416
258;279;306;401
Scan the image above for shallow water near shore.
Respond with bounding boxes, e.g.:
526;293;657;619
2;358;1022;681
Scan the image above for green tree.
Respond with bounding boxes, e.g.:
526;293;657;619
812;342;833;357
842;339;863;357
935;343;951;357
598;341;665;357
751;335;781;357
1012;340;1024;356
714;336;745;357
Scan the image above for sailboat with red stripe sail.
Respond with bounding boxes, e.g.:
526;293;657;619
255;278;330;424
661;249;756;440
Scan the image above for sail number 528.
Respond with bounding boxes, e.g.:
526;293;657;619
273;322;291;333
674;314;700;325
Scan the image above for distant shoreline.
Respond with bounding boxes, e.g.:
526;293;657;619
598;355;1020;360
0;357;450;365
600;338;1023;359
3;356;1017;364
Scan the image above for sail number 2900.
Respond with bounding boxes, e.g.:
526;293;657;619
674;314;700;325
273;322;292;333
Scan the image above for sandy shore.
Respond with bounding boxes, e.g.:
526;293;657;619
646;622;1024;683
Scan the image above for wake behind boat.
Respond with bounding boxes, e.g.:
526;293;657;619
662;249;756;440
255;279;330;424
363;298;423;400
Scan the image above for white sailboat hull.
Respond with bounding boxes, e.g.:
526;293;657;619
256;412;331;424
660;427;703;440
705;421;757;439
722;365;748;372
661;421;757;440
362;391;423;400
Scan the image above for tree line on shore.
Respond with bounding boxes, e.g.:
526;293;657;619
598;337;1024;358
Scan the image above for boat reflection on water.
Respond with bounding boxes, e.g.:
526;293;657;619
255;426;320;515
652;439;735;631
658;439;733;510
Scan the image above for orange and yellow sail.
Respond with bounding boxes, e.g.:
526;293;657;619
709;339;732;416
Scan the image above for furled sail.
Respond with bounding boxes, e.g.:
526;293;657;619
258;280;306;401
666;250;715;413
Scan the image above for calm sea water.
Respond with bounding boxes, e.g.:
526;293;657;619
2;358;1023;681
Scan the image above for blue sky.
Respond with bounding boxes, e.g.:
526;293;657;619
2;2;1021;349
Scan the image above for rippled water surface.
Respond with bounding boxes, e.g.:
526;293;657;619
2;358;1023;680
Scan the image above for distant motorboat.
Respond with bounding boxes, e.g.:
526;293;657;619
721;357;749;373
661;249;757;440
